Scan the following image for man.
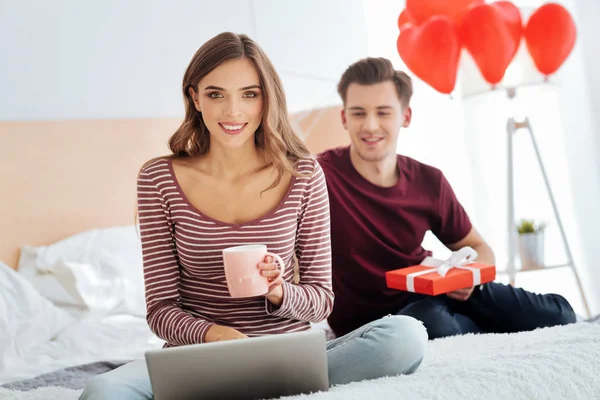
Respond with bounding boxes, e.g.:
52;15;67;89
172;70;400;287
318;57;576;339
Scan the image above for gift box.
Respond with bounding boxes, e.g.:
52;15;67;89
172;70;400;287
385;247;496;296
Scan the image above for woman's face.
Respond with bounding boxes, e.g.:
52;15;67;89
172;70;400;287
190;58;264;150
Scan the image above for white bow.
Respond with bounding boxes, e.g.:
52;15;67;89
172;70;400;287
405;247;480;293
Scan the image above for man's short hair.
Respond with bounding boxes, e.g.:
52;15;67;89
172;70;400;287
337;57;413;108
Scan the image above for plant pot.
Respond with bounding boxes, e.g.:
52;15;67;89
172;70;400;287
518;232;544;269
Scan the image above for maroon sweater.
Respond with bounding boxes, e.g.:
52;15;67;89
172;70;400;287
318;147;472;337
137;158;333;346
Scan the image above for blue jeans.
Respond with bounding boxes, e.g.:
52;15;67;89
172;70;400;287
397;282;576;339
79;315;426;399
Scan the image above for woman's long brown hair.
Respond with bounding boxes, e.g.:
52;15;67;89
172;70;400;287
135;32;312;228
167;31;311;190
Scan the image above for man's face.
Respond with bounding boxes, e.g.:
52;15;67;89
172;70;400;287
342;81;412;162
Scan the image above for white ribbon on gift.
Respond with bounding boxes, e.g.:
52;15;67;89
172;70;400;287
405;246;480;293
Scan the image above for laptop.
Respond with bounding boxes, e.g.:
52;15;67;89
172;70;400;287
145;329;329;400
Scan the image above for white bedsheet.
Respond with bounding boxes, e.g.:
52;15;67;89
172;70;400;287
0;313;164;385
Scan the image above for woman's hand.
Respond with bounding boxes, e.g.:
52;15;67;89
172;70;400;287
258;255;284;306
205;325;248;342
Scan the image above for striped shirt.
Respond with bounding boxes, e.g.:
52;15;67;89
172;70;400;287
136;157;333;347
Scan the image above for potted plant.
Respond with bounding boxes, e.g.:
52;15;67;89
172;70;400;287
517;219;546;269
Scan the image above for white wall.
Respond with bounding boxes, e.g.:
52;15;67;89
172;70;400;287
574;0;600;139
0;0;368;121
554;0;600;314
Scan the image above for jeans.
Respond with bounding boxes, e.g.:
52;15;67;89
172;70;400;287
79;315;427;399
397;282;576;340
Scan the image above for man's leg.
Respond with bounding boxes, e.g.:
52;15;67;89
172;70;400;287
79;360;152;400
397;297;484;339
450;282;576;333
326;315;427;386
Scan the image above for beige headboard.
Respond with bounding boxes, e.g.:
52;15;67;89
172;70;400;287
0;106;348;269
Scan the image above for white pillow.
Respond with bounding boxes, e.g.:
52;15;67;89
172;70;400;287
0;262;74;370
17;225;146;317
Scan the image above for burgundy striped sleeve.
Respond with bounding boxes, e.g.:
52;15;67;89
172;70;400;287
266;160;334;322
137;161;214;345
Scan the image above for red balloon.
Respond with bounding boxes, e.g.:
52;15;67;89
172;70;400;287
397;16;461;94
406;0;484;27
525;3;576;76
397;9;416;30
493;1;523;53
460;2;522;84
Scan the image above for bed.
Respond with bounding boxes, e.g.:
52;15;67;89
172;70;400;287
1;266;599;400
1;118;599;400
2;246;599;400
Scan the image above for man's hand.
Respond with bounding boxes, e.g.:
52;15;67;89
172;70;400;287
205;325;248;342
445;227;494;302
446;286;474;301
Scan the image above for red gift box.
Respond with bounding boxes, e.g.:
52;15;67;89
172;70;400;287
385;247;496;296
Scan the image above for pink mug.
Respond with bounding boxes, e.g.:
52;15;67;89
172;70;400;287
222;244;286;298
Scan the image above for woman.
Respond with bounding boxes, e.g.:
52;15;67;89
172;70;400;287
80;32;426;399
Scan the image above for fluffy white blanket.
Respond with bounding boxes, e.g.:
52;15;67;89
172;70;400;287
2;322;599;400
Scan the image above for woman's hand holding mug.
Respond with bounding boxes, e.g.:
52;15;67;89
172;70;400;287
222;244;286;301
258;255;284;306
